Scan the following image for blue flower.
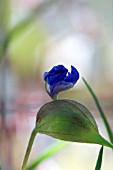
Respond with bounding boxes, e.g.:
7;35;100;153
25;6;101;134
44;65;79;100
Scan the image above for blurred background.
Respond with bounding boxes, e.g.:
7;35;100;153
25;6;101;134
0;0;113;170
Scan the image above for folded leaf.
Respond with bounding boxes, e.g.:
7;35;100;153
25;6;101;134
35;100;113;149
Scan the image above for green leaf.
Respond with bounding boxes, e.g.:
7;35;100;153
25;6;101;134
65;100;98;131
82;77;113;144
9;23;46;77
35;100;113;149
95;146;104;170
3;0;56;52
0;0;11;59
26;141;68;170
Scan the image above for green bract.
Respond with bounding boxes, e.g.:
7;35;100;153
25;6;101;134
36;100;113;149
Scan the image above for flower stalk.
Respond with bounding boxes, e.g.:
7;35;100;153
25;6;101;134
21;129;37;170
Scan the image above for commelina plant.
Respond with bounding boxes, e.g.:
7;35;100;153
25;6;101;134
21;65;113;170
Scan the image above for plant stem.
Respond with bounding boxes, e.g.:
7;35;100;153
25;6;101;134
21;129;37;170
26;142;68;170
52;94;58;100
82;77;113;144
95;146;103;170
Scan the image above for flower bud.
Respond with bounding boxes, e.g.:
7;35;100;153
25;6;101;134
44;65;79;100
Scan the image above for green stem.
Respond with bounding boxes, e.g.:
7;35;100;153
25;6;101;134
21;129;37;170
26;142;68;170
52;94;58;100
82;77;113;144
95;146;103;170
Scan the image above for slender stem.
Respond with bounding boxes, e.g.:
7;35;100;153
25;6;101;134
52;94;58;100
82;77;113;144
21;129;37;170
26;142;68;170
95;146;103;170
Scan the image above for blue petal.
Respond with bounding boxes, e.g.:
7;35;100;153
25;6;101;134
64;65;79;84
44;72;49;81
50;81;74;96
44;65;68;86
47;65;68;75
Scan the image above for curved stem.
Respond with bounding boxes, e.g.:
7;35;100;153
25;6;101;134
21;129;37;170
82;77;113;144
26;142;68;170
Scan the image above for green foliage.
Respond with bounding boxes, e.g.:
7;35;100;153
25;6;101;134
3;0;56;50
35;99;113;148
82;77;113;144
0;0;11;32
21;79;113;170
82;78;113;169
1;0;55;69
0;0;11;59
9;22;46;77
26;141;68;170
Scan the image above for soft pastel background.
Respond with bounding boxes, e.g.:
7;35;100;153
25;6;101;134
0;0;113;170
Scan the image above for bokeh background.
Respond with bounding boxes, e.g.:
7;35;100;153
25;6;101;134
0;0;113;170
